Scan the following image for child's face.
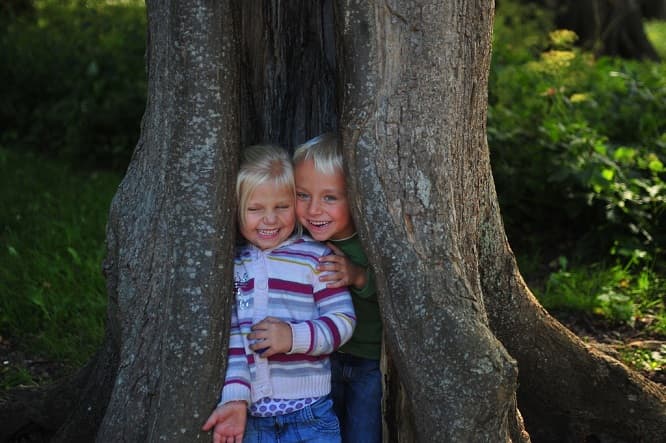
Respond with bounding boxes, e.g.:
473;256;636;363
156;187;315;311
240;182;296;250
294;159;355;241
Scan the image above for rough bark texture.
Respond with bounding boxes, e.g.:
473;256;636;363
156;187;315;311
239;0;338;148
335;1;522;441
87;1;240;441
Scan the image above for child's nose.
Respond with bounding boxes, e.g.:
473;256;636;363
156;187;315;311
307;200;321;214
264;212;278;223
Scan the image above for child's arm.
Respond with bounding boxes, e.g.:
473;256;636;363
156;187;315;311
201;401;247;443
290;261;356;356
249;285;355;358
217;300;252;409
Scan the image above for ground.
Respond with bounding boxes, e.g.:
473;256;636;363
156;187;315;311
550;310;666;386
1;312;664;391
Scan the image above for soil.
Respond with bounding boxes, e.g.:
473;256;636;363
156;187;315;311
549;310;665;386
0;336;74;390
1;312;664;390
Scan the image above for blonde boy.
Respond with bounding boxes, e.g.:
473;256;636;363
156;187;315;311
293;134;383;443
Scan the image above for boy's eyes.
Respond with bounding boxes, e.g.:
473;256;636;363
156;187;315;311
295;192;340;203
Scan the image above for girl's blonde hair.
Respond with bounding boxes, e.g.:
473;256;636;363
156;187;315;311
236;144;295;227
293;132;342;176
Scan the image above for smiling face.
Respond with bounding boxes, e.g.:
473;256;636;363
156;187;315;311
239;182;296;250
294;159;355;241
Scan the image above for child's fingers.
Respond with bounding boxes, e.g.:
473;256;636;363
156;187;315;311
325;242;345;256
325;280;346;289
202;407;227;431
318;270;340;281
201;415;215;431
318;255;341;267
317;260;342;276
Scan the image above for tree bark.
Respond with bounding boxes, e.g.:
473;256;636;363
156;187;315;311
335;1;523;441
640;0;666;20
92;1;239;441
239;0;337;148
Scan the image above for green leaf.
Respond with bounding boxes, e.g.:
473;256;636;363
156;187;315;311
601;168;615;181
648;159;664;173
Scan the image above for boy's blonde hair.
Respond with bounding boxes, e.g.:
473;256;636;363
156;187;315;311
293;132;342;176
236;144;295;227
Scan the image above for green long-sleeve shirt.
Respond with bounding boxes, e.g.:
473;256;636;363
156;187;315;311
331;234;382;359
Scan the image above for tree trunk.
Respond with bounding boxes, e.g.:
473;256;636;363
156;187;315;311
2;1;665;442
640;0;666;20
91;1;241;441
335;2;523;441
239;0;337;148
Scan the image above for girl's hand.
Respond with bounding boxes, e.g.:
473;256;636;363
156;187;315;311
317;242;367;289
248;317;293;357
201;401;247;443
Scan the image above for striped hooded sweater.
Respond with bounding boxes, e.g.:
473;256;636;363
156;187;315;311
220;235;356;406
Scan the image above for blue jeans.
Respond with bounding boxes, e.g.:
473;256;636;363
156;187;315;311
243;396;340;443
330;352;382;443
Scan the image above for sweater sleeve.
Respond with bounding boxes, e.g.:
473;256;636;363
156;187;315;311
289;277;356;356
219;300;251;406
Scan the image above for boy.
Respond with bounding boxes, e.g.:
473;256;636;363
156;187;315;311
293;133;382;443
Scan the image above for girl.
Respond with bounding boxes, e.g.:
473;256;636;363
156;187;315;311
202;145;356;443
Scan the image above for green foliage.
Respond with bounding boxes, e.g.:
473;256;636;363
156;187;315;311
0;0;146;170
489;2;666;265
537;257;665;333
619;345;666;374
0;146;120;371
492;2;666;348
645;20;666;60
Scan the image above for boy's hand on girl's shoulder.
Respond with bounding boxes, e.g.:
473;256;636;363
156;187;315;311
201;401;247;443
248;317;293;357
318;242;367;290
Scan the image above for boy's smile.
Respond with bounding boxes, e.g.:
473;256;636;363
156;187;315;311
294;159;355;241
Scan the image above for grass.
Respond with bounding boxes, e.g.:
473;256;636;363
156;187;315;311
0;146;121;385
526;255;666;377
533;256;666;334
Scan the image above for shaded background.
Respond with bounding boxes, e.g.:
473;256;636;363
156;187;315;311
1;0;664;390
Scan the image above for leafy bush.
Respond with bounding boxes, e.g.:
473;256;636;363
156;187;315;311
489;4;666;266
0;0;146;170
